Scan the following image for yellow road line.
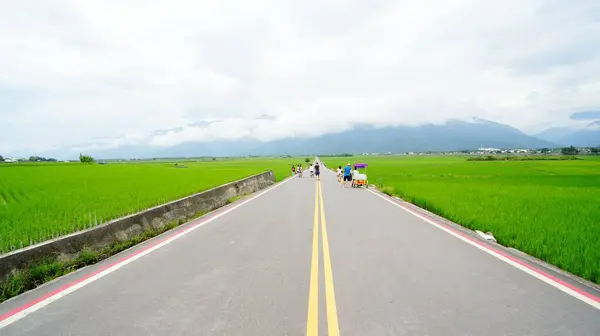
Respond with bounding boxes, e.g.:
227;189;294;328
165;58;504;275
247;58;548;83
306;181;320;335
319;181;340;335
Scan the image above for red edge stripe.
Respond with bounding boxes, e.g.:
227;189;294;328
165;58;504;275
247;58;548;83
0;192;258;322
391;197;600;304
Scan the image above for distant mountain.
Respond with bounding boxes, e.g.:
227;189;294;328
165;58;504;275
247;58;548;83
535;120;600;147
535;127;575;144
252;118;556;155
46;118;558;159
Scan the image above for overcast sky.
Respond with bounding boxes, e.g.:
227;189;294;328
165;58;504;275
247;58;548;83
1;0;600;156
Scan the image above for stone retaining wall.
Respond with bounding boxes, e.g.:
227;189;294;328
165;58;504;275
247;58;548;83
0;171;276;281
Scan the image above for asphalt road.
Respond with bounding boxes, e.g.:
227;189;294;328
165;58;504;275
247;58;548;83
1;163;599;335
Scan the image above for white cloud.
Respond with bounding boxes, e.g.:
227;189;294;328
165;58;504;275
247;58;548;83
2;0;600;156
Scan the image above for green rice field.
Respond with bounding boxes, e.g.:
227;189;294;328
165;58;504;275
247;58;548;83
325;155;600;284
0;158;300;253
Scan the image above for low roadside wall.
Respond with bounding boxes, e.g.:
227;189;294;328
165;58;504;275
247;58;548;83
0;171;276;281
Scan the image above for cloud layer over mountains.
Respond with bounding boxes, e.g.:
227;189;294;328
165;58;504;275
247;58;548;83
2;0;600;156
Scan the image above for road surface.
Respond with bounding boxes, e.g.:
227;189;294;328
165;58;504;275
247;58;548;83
1;163;599;335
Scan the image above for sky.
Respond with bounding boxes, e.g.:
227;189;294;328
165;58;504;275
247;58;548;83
1;0;600;156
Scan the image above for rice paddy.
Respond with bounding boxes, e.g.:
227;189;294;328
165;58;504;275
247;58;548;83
0;158;299;253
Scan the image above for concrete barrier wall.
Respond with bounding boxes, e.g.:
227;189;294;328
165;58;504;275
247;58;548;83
0;170;276;281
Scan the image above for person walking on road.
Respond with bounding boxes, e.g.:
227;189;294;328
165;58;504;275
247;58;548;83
314;162;321;181
343;163;352;187
336;165;343;183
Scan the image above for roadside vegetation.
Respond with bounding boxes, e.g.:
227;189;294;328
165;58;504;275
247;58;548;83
0;157;296;253
325;155;600;284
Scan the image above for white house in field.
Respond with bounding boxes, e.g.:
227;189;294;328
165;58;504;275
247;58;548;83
3;158;17;163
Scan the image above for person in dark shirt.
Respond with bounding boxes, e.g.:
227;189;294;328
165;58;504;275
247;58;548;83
314;163;320;180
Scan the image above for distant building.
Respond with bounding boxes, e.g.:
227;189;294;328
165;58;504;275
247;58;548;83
507;149;529;153
478;148;501;152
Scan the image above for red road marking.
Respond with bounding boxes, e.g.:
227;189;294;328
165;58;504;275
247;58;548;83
386;194;600;304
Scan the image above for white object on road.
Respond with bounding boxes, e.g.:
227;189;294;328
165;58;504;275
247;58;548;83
476;230;497;243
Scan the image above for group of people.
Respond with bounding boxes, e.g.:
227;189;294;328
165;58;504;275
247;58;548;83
291;164;303;177
292;161;358;186
336;163;357;187
291;162;320;180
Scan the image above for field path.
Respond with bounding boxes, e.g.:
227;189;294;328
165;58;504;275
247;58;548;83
1;161;599;335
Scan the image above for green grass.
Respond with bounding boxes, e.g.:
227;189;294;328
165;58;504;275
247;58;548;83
0;157;303;253
325;155;600;284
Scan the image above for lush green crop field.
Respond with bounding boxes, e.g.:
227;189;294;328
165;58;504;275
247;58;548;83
325;155;600;284
0;157;304;253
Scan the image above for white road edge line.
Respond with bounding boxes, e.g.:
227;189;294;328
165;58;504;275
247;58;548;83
366;188;600;311
0;175;295;329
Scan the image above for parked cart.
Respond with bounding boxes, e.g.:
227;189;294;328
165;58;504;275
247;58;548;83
352;163;368;188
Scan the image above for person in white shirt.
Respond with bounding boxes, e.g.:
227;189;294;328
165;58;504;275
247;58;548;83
336;166;342;183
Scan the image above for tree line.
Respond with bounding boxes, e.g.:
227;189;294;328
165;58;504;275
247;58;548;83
0;155;57;162
560;146;599;155
0;154;96;163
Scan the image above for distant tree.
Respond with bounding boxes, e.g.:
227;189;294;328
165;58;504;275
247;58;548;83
305;158;310;163
79;153;95;163
25;156;56;162
591;147;600;155
540;148;550;154
212;157;217;161
0;154;4;162
561;146;580;155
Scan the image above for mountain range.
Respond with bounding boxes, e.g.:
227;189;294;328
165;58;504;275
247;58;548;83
41;118;563;160
535;120;600;147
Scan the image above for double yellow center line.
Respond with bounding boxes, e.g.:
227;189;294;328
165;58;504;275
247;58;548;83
306;180;339;335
